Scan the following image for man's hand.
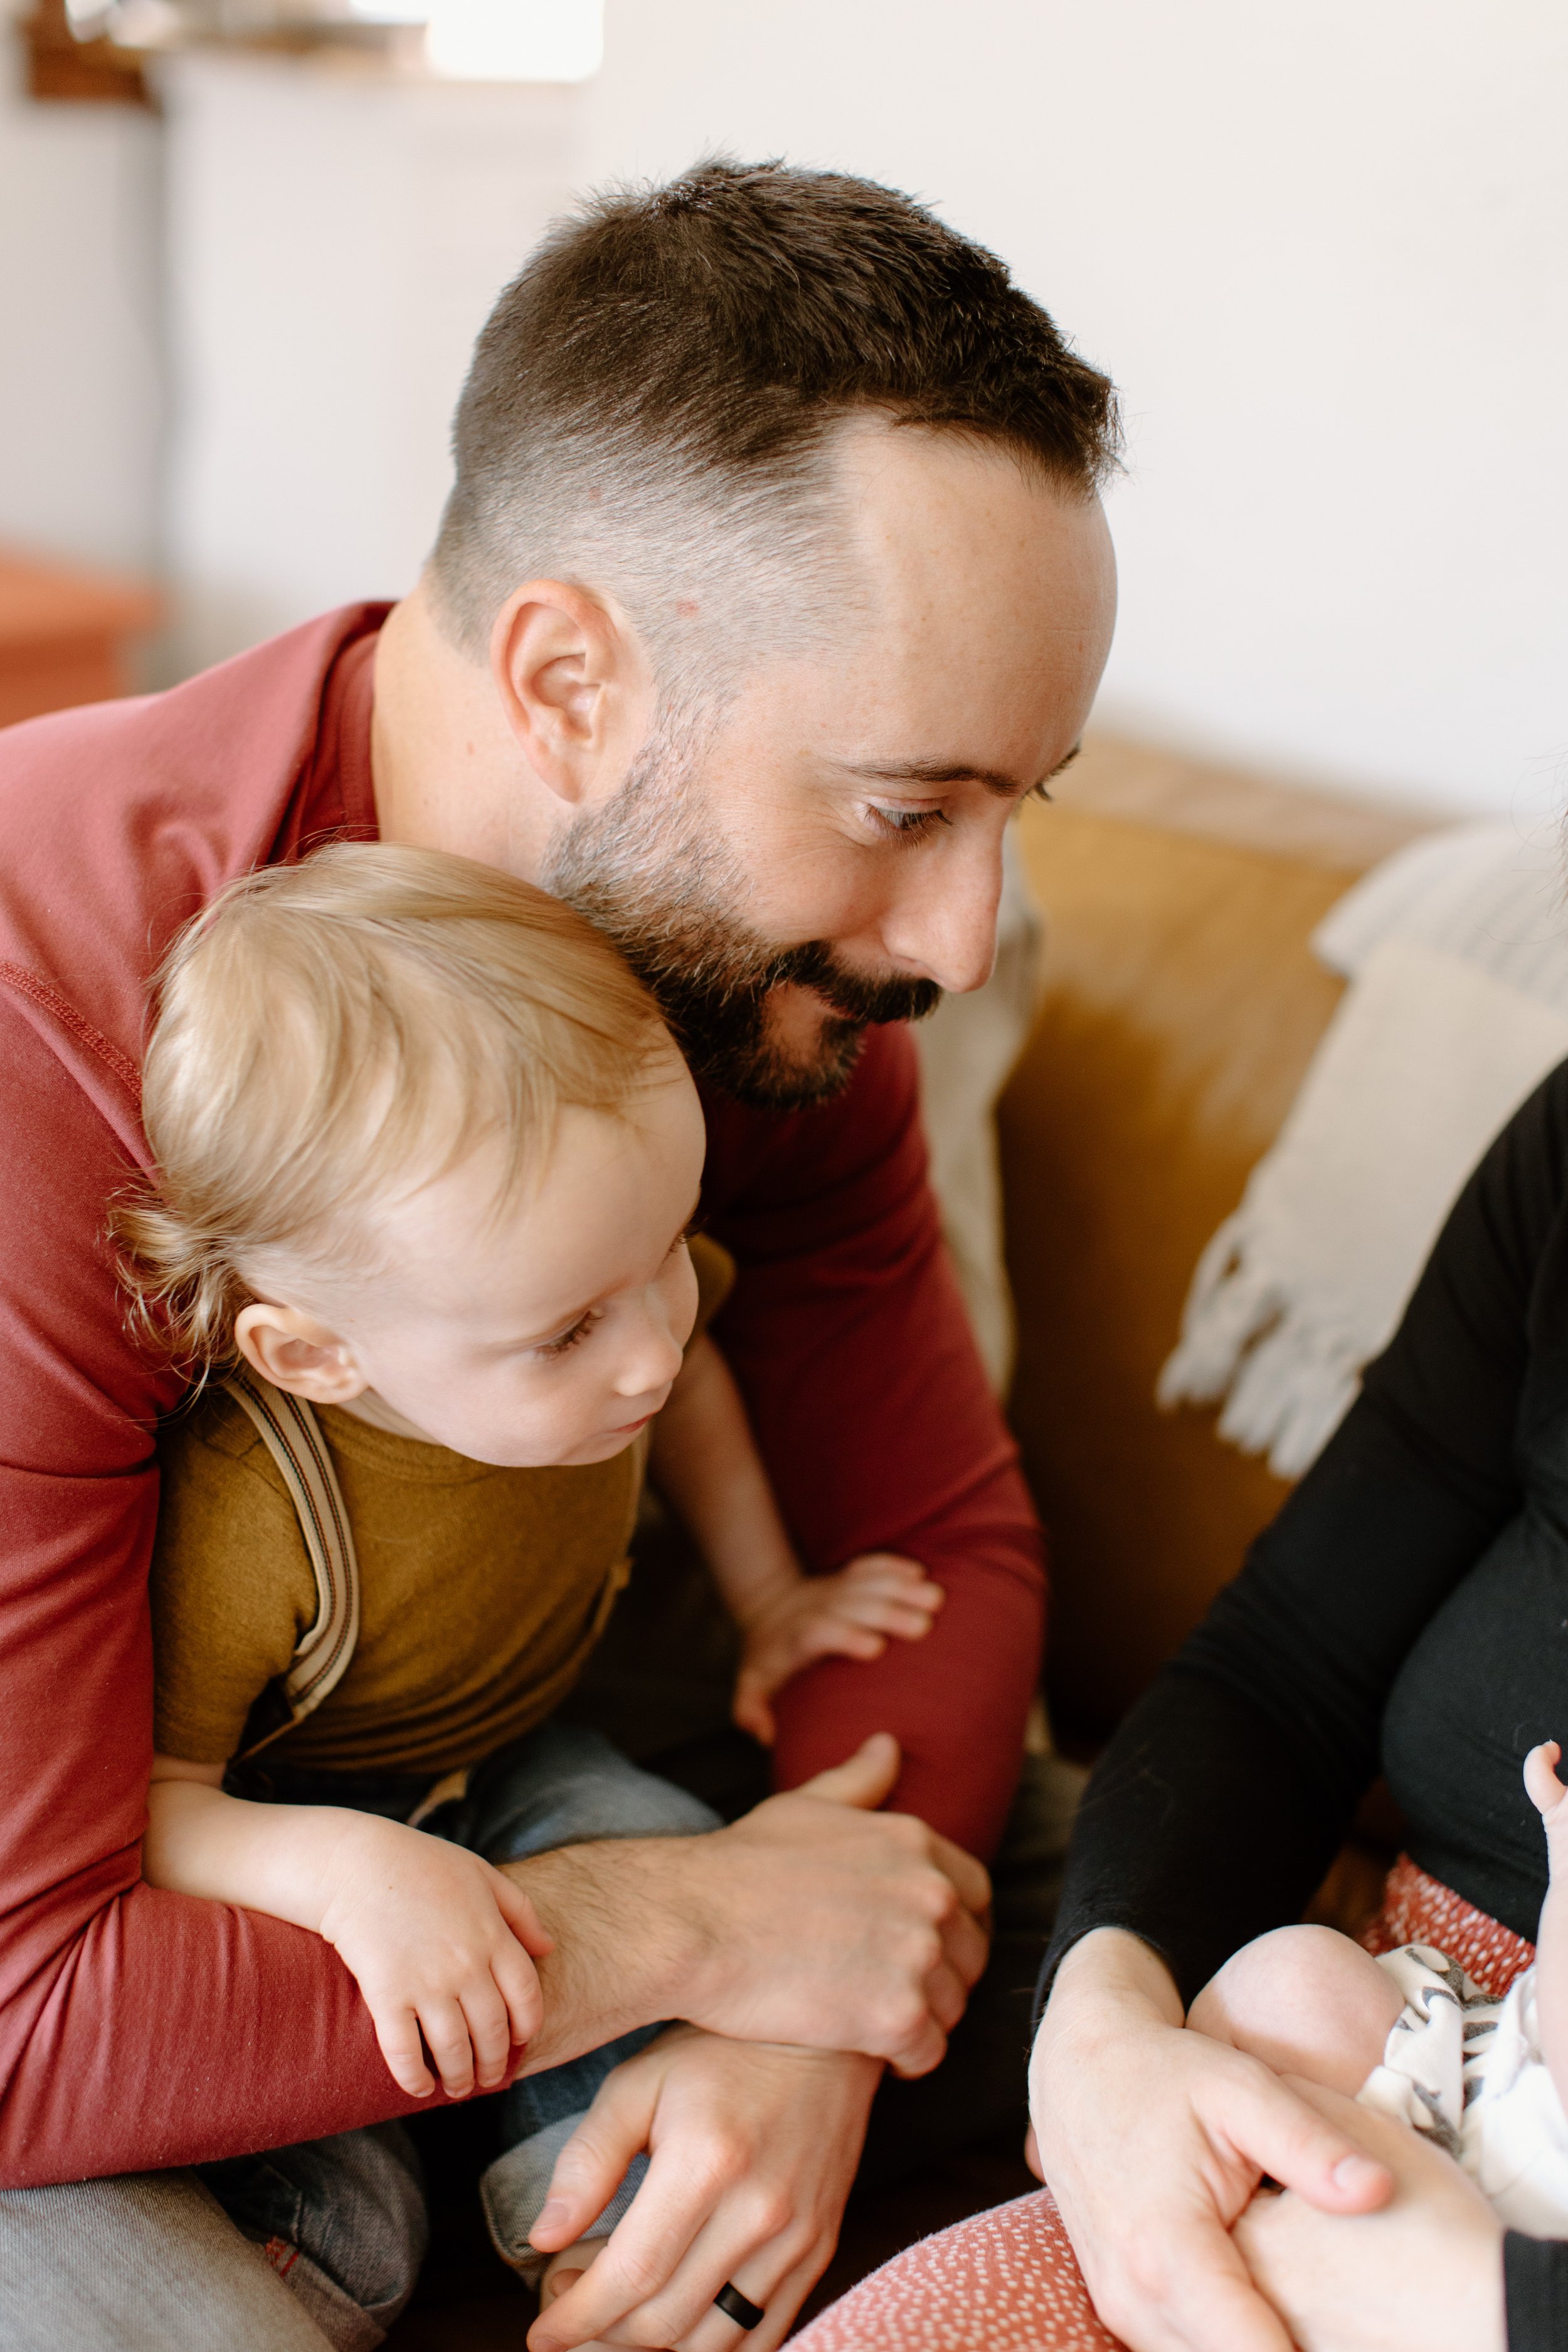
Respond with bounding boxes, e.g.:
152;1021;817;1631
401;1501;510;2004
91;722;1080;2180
527;2026;879;2352
732;1554;944;1745
511;1733;990;2083
318;1817;550;2099
686;1734;990;2076
1234;2080;1505;2352
1031;1930;1393;2352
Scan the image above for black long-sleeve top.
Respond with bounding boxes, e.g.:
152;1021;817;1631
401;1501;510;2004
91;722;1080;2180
1042;1060;1568;2348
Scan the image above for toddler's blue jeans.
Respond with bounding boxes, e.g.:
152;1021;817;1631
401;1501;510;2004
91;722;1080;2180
199;1722;719;2349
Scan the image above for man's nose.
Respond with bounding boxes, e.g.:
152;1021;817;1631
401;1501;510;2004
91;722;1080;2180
879;840;1004;996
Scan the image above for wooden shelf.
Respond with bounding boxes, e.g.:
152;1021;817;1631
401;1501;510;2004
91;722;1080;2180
0;548;162;729
18;0;151;103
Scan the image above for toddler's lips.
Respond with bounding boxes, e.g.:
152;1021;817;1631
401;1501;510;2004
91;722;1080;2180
610;1409;657;1436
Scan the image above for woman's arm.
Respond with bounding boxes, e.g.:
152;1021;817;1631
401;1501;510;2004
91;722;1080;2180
1030;1064;1568;2351
1042;1060;1568;2010
1031;1931;1394;2352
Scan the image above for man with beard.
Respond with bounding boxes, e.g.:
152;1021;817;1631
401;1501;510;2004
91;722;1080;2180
0;162;1117;2350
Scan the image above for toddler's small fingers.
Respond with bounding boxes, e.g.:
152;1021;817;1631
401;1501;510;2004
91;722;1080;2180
813;1619;887;1661
462;1982;514;2090
836;1593;939;1640
844;1562;945;1610
731;1683;778;1745
418;1996;477;2100
493;1945;544;2048
373;2004;434;2099
492;1870;554;1959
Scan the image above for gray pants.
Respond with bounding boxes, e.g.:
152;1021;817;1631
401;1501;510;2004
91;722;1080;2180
0;1525;1077;2351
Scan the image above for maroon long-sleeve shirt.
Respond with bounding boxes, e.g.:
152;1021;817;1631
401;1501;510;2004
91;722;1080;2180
0;607;1045;2186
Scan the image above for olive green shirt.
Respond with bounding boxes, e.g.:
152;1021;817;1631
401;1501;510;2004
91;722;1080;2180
150;1235;732;1773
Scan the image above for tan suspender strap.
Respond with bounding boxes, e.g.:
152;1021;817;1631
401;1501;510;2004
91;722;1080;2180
220;1368;362;1756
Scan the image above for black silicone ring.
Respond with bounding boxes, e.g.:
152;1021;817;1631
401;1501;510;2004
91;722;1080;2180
714;2280;765;2330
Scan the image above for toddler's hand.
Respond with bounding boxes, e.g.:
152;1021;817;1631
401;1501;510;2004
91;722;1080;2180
732;1552;944;1744
1525;1740;1568;1836
318;1817;552;2100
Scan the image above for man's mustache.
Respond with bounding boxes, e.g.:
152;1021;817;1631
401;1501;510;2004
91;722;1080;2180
757;939;943;1029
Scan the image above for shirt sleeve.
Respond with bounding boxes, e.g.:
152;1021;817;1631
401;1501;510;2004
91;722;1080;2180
1505;2232;1568;2351
0;1000;437;2186
702;1024;1046;1860
1040;1059;1568;2009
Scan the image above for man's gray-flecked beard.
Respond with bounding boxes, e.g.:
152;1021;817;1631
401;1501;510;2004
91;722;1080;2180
539;726;940;1111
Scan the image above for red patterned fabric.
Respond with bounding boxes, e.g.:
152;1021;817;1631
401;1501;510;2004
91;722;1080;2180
1359;1851;1535;1994
793;2188;1120;2352
794;1858;1530;2350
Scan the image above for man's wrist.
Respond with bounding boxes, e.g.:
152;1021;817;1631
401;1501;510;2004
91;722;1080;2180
503;1833;721;2057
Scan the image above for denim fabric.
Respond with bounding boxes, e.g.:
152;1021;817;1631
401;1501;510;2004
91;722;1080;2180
201;1726;719;2334
0;1739;1079;2345
196;2124;425;2352
0;2171;341;2352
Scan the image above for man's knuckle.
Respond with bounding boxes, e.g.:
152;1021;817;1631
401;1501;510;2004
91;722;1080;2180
748;2186;794;2240
691;2147;743;2200
903;1923;944;1974
880;1989;928;2047
610;2244;666;2301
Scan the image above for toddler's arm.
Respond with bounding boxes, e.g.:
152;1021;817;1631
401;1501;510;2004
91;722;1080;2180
649;1334;943;1742
1523;1740;1568;2103
144;1757;549;2098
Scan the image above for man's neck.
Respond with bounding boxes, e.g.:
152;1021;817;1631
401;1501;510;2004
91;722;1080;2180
369;581;554;884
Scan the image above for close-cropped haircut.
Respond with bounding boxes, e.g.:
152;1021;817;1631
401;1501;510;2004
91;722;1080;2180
114;844;673;1373
430;157;1120;689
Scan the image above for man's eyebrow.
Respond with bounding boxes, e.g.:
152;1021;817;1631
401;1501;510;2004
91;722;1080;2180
839;743;1083;800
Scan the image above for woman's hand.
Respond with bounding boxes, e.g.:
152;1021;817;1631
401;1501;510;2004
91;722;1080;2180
1234;2080;1505;2352
1031;1930;1394;2352
526;2026;880;2351
732;1554;945;1744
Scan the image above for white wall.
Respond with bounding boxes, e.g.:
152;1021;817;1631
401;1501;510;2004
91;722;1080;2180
2;4;1563;815
583;0;1568;817
160;53;583;676
0;9;162;574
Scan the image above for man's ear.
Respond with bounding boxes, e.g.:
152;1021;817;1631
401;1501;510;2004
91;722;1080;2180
233;1302;368;1406
489;580;654;810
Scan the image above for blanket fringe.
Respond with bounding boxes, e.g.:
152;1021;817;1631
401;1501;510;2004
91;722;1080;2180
1158;1213;1365;1478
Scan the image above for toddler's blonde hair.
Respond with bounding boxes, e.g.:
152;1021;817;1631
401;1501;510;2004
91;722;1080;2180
114;842;674;1372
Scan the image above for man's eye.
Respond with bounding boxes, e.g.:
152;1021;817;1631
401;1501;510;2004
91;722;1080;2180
866;802;949;840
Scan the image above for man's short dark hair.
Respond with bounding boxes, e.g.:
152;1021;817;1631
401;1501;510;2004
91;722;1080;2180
431;157;1120;685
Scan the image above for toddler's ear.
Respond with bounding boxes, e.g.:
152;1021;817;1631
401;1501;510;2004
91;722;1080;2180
1523;1740;1567;1823
234;1301;366;1405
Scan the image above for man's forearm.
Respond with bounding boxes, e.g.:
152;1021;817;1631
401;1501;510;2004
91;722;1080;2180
502;1760;992;2078
504;1835;715;2073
